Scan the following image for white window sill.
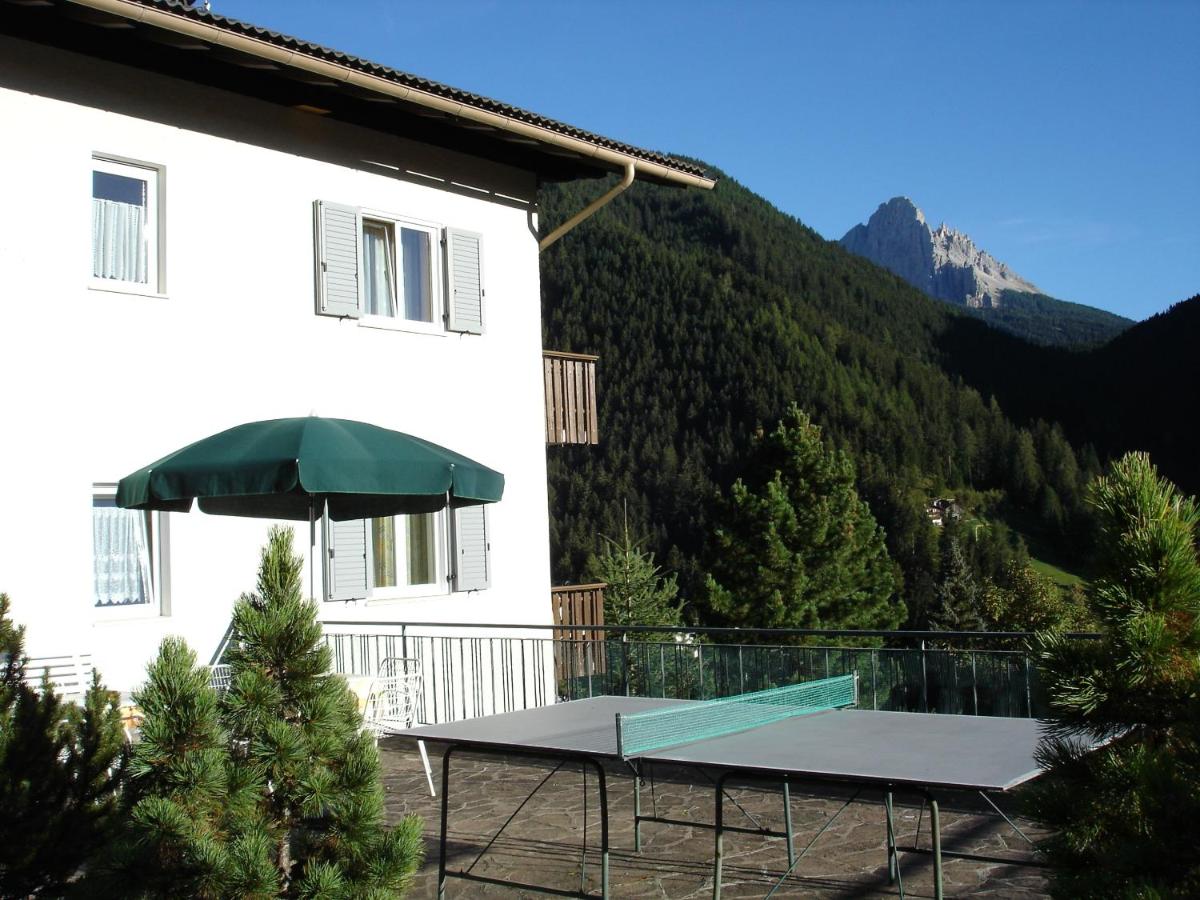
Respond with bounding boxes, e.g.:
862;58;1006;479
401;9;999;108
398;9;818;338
93;607;167;623
358;314;446;337
365;587;449;605
89;282;168;300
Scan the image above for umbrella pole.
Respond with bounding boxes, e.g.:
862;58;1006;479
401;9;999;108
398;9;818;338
309;498;316;603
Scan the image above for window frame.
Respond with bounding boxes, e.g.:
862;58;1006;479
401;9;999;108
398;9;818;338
89;154;167;297
364;509;449;603
356;208;443;336
91;484;171;620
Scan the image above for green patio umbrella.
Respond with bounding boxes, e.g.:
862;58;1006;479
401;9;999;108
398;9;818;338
116;416;504;521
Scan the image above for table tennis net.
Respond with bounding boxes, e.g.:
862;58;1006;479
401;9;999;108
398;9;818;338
615;673;858;759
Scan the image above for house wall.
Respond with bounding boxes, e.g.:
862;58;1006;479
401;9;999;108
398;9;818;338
0;36;554;693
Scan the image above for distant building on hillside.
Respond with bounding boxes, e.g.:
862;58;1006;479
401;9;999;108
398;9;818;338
926;498;963;527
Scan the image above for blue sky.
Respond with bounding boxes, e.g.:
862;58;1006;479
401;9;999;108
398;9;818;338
216;0;1197;321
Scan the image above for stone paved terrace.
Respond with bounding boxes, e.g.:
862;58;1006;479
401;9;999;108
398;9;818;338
380;737;1051;899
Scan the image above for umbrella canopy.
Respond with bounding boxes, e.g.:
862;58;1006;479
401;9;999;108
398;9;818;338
116;416;504;521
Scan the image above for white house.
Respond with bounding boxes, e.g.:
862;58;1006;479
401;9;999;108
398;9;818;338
0;0;712;697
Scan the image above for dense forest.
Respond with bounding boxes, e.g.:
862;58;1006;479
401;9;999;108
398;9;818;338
945;293;1200;498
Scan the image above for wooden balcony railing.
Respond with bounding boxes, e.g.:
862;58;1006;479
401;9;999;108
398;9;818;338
543;350;598;445
550;582;606;680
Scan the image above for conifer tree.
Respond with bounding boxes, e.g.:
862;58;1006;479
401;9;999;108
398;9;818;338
88;636;277;899
0;594;126;897
591;507;683;631
702;405;903;631
93;527;423;898
1026;453;1200;896
928;539;984;631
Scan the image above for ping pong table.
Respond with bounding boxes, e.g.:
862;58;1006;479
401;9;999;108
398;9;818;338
401;673;1045;899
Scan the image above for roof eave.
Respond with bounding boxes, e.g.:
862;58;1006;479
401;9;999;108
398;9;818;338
65;0;716;190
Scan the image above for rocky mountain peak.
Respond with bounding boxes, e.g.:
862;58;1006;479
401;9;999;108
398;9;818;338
840;197;1040;309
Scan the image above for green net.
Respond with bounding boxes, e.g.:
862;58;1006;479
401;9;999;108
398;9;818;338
616;673;857;758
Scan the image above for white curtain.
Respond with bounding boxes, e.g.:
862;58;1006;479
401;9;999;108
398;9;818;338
371;516;397;588
93;506;151;607
362;223;396;317
406;512;436;586
92;198;147;284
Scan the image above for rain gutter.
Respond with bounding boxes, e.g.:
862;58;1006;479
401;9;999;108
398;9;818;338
65;0;716;193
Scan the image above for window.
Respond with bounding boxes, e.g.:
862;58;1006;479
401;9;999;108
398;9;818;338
326;506;489;602
92;488;169;615
314;200;483;334
362;218;435;324
369;512;439;590
91;156;163;292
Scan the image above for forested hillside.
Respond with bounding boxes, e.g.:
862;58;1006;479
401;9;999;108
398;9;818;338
540;166;1117;623
942;294;1199;498
968;290;1131;348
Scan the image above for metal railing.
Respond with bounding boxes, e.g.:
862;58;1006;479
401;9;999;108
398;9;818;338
322;622;1094;725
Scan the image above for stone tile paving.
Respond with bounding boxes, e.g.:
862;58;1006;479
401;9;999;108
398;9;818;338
380;737;1050;899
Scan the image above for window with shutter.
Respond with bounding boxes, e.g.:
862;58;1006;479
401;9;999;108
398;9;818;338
324;511;452;601
314;204;482;337
452;505;490;592
445;228;484;334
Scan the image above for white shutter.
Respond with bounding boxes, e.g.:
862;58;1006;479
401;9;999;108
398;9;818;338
444;228;483;334
326;518;368;601
452;505;490;591
314;200;361;318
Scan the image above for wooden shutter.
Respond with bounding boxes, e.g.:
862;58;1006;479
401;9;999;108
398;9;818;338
451;505;490;591
314;200;361;318
444;228;483;334
326;518;368;601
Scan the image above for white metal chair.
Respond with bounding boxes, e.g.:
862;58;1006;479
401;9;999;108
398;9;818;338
209;663;232;695
362;657;435;796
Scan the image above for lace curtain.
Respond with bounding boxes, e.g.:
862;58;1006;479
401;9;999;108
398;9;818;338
92;197;147;284
93;506;151;607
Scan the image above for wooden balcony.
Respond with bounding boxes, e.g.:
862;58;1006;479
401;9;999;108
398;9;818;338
543;350;598;445
550;582;606;681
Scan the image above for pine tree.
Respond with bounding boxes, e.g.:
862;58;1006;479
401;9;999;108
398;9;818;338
1025;453;1200;896
702;405;903;632
928;539;984;632
88;636;277;899
591;507;683;631
0;594;126;897
92;527;424;898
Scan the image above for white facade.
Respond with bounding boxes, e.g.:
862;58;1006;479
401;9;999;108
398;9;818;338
0;35;554;692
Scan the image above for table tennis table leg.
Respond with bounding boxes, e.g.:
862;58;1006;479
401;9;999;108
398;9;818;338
437;745;454;900
885;791;896;884
632;763;642;852
778;779;795;867
713;773;728;900
921;789;943;900
586;757;610;899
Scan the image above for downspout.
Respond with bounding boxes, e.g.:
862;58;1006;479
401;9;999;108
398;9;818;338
539;161;636;252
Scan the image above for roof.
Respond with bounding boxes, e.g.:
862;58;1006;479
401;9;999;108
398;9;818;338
1;0;713;188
